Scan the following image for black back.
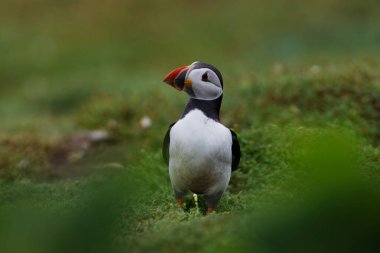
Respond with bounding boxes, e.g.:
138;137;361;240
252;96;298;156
230;129;241;171
163;122;175;165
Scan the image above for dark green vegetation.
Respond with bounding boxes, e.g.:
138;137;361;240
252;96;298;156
1;0;380;252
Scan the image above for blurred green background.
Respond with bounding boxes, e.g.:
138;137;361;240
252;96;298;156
1;0;379;122
1;0;380;252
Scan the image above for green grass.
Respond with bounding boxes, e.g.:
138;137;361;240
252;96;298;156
1;0;380;252
2;60;380;252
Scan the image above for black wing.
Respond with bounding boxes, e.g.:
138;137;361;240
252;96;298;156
230;129;241;171
163;122;176;165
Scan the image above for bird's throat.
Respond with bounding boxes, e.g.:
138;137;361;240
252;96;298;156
181;95;222;122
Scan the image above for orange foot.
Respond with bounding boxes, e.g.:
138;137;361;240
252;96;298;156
176;199;183;208
206;207;214;214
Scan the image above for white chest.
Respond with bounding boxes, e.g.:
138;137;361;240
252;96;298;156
169;109;232;193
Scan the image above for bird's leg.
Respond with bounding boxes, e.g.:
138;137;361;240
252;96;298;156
173;189;187;209
176;198;183;208
204;191;223;215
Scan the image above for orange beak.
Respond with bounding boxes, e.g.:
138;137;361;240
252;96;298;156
163;65;190;91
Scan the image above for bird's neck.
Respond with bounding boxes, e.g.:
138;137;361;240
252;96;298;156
181;95;223;122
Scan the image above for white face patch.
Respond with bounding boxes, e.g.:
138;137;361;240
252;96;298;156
186;68;223;100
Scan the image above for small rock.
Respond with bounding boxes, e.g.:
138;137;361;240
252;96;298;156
140;116;152;129
88;130;111;142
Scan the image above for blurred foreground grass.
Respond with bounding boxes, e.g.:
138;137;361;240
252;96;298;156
1;0;380;252
2;125;380;253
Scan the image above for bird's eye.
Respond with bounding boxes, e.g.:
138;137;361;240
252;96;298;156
202;72;209;82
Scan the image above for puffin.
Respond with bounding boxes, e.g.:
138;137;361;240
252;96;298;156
162;61;240;214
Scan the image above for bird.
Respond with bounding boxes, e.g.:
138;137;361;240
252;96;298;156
162;61;240;214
